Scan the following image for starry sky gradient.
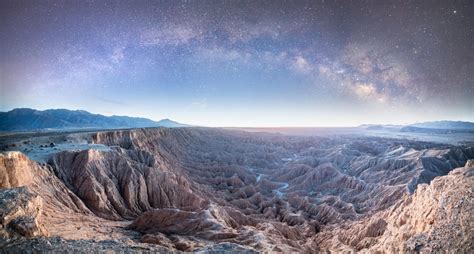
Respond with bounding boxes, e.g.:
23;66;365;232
1;0;473;126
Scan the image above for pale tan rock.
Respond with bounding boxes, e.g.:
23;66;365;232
466;159;474;168
371;166;474;252
0;152;34;188
50;149;205;220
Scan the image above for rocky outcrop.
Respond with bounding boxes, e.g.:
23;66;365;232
317;160;474;252
371;161;474;252
0;152;92;216
0;152;34;188
0;187;47;238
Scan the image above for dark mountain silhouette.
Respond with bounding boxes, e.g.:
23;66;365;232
0;108;189;131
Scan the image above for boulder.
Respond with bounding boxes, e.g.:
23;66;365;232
0;187;48;238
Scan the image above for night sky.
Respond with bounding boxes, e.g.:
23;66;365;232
1;0;473;126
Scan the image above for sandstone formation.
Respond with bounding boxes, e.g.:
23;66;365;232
0;152;34;188
0;187;47;238
0;127;473;252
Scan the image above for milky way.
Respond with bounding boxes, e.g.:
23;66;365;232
1;1;473;126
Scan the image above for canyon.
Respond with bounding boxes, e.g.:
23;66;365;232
1;127;473;252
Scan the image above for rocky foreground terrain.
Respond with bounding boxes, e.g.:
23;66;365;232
0;127;473;253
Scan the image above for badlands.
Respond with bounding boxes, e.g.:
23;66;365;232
0;127;473;252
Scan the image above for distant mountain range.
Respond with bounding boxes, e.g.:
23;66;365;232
408;121;474;130
400;121;474;134
361;121;474;134
358;124;403;131
0;108;189;132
